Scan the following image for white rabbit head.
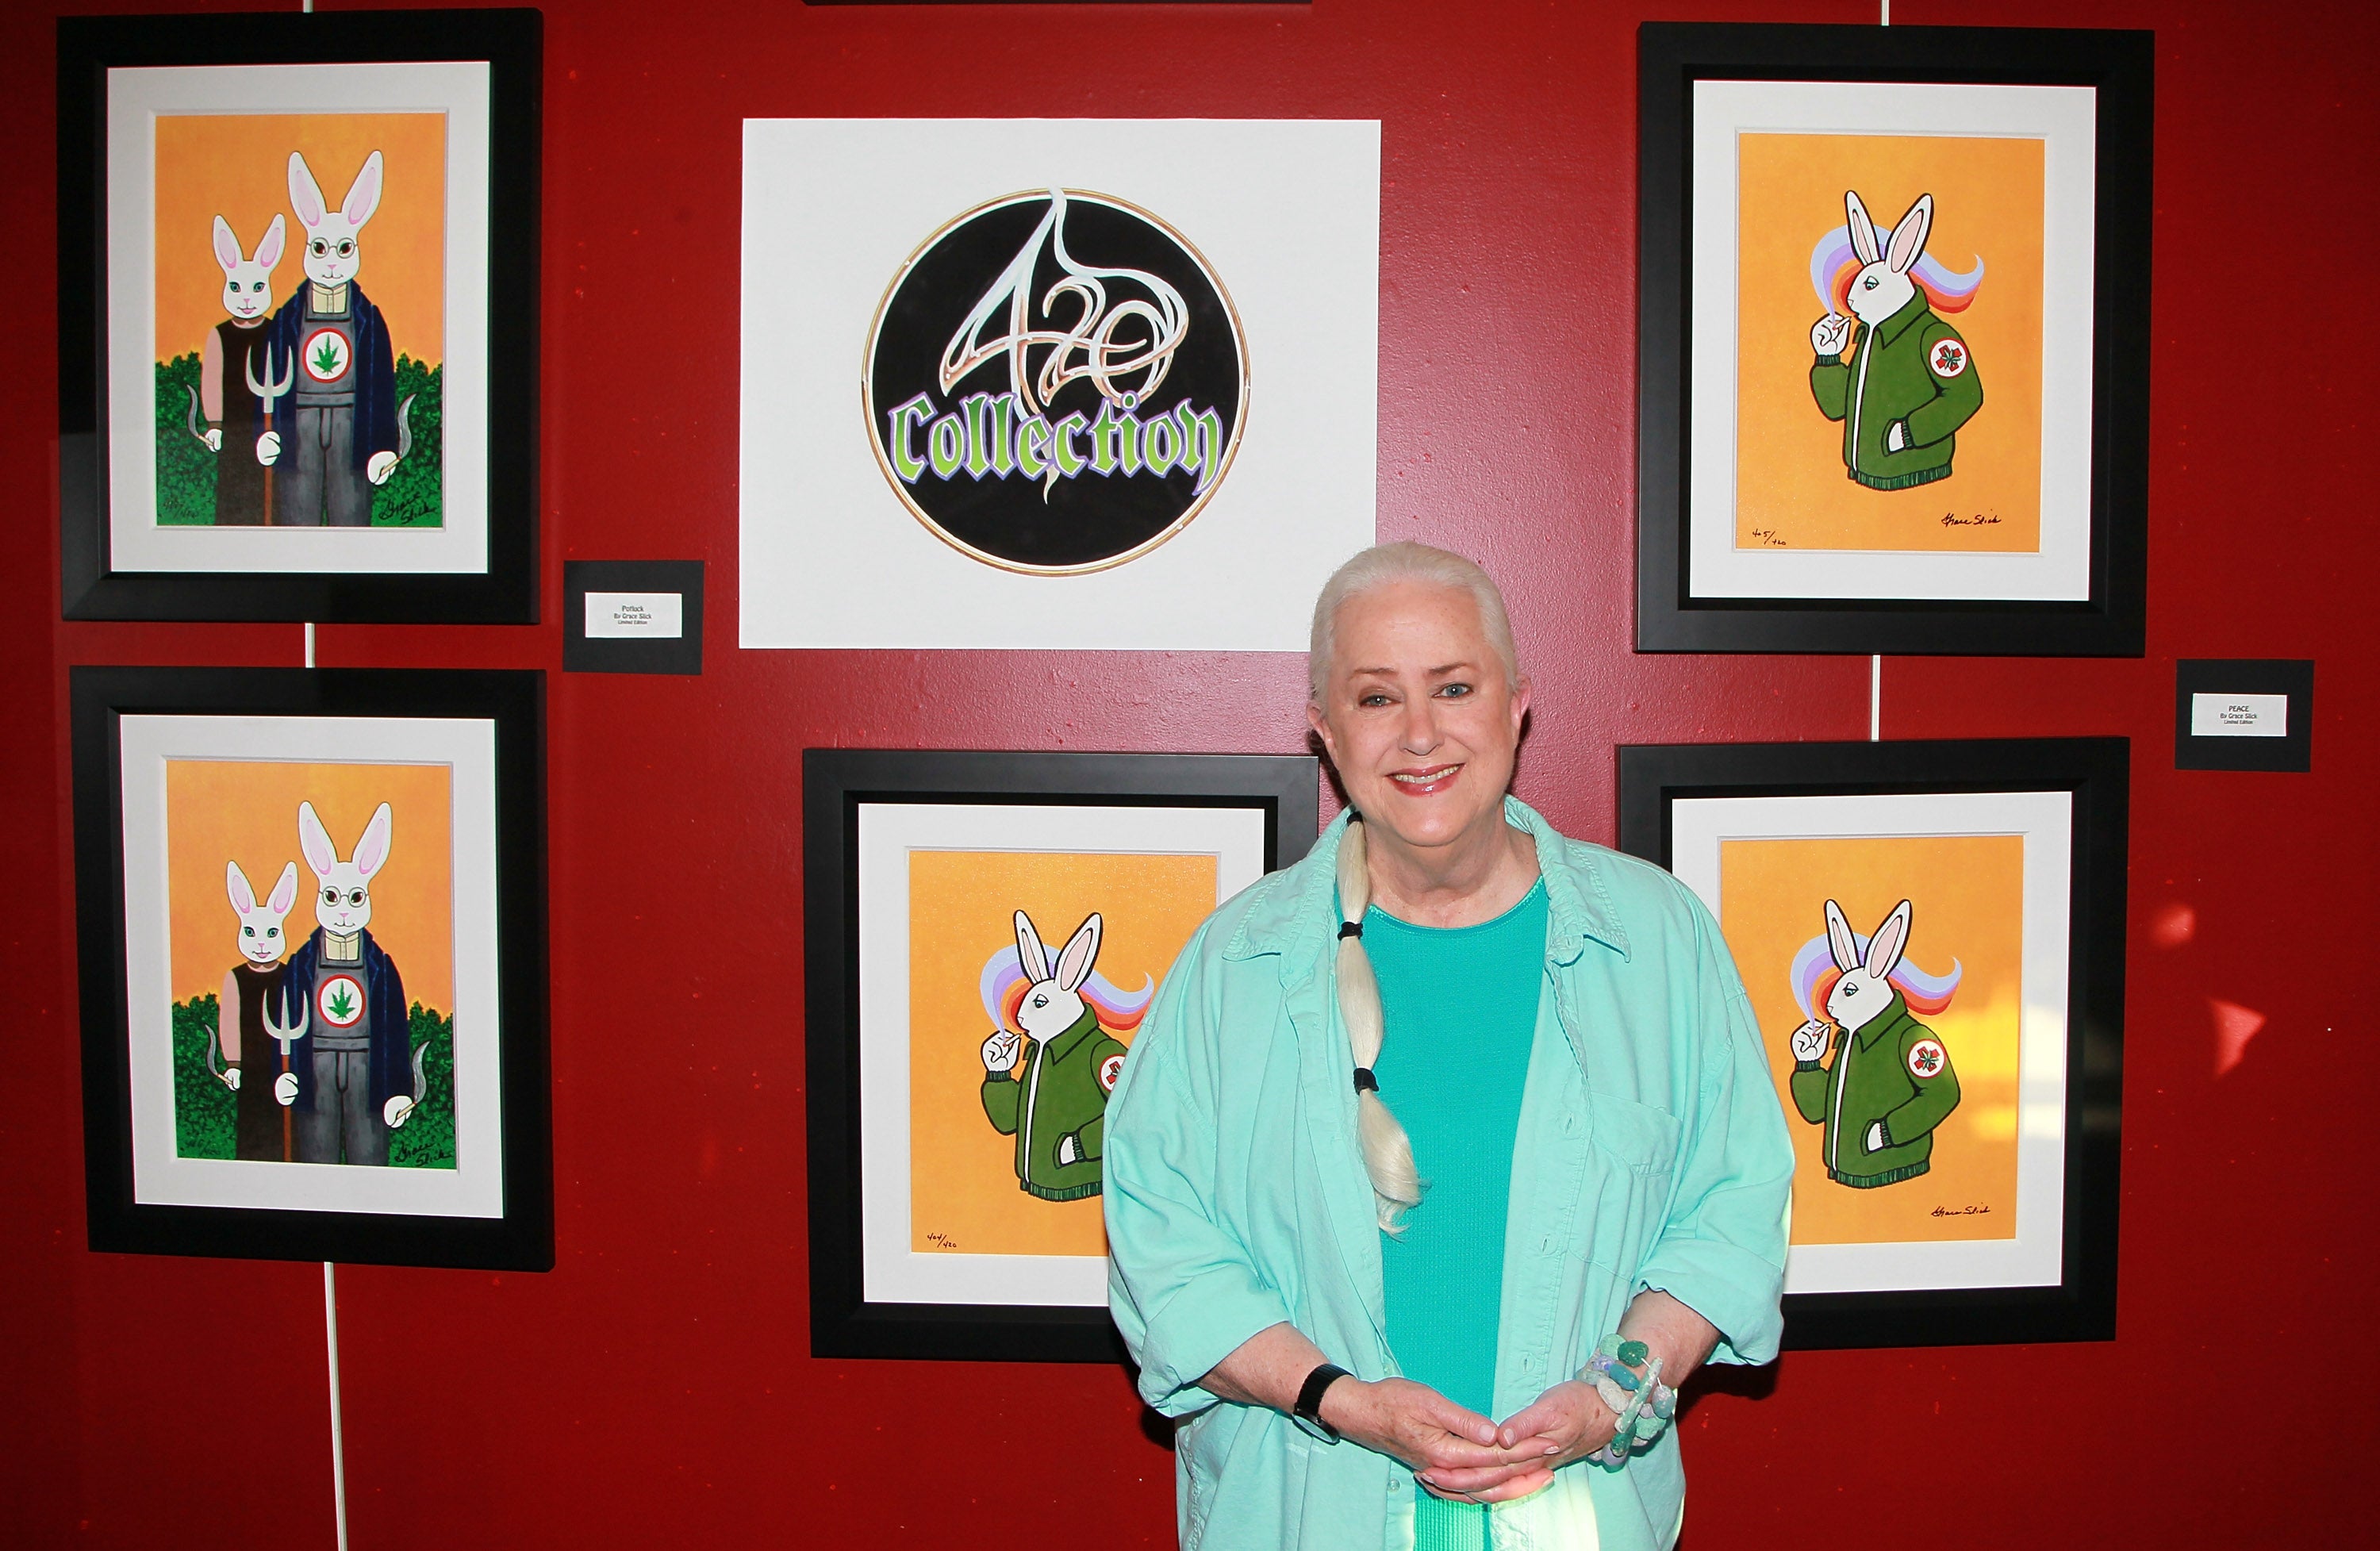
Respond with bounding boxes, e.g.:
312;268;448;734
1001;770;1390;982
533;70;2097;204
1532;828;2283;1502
287;150;382;291
1842;190;1932;325
298;800;391;937
225;858;300;965
1012;909;1100;1039
212;214;284;322
1823;898;1913;1035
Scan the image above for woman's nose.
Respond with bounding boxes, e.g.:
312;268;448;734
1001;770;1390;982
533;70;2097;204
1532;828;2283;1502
1398;696;1440;754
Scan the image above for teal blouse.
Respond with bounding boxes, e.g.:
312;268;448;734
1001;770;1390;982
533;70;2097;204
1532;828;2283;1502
1368;879;1549;1551
1105;800;1794;1551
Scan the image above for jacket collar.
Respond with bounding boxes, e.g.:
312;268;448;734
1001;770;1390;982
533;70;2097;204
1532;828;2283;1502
1222;796;1630;973
1864;288;1933;349
1855;991;1914;1050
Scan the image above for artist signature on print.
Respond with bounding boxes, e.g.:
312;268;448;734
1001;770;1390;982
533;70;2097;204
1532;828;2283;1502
1940;512;2003;528
1751;528;1790;548
1930;1204;1992;1218
926;1231;962;1250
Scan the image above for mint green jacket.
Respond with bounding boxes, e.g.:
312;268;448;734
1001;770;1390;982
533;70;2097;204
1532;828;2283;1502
1104;800;1793;1551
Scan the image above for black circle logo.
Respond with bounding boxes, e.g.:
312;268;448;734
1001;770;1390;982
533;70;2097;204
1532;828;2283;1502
865;189;1250;575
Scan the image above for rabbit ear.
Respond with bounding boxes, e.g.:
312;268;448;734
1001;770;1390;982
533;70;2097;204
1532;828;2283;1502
1054;913;1103;992
254;213;286;271
1887;194;1933;276
212;216;244;274
298;801;337;876
288;152;327;229
340;151;384;230
1824;900;1862;973
268;861;300;916
352;803;393;880
1013;911;1050;982
226;858;256;915
1866;900;1913;981
1844;191;1881;266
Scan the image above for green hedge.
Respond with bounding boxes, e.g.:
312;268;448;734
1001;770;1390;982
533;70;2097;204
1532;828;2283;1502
172;992;456;1169
152;353;443;528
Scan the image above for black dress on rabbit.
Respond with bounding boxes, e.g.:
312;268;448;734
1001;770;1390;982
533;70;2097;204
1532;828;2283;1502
229;960;297;1161
212;320;271;526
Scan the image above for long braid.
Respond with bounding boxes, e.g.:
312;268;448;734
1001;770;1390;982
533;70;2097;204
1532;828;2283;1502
1335;816;1423;1232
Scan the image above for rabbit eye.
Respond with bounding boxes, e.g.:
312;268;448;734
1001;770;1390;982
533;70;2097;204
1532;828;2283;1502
251;281;265;291
242;925;254;937
346;889;367;907
336;240;355;257
267;927;278;938
322;886;340;904
1862;274;1879;290
309;240;327;256
1031;993;1047;1008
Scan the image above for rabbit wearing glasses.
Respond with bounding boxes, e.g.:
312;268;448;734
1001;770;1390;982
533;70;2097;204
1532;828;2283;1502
260;151;403;526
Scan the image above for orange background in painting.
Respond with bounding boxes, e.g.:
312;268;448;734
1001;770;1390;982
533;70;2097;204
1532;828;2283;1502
164;760;453;1013
1719;834;2023;1246
1734;132;2044;555
906;849;1217;1258
152;113;447;365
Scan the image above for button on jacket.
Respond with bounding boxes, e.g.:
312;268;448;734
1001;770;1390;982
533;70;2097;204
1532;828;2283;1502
1104;800;1795;1551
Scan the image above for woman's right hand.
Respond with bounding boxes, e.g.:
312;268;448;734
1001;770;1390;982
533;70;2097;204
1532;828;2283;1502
1319;1377;1543;1498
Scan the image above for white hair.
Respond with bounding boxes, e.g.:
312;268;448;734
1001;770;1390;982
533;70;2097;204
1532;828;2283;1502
1307;541;1520;706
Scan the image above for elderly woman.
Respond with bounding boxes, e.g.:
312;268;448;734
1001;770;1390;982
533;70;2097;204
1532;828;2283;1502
1104;543;1794;1550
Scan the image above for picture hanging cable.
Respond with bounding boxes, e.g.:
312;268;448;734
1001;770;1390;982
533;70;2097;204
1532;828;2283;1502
1871;655;1883;741
324;1262;350;1551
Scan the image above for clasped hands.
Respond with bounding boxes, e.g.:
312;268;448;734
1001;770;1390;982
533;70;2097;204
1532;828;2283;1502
1320;1375;1617;1505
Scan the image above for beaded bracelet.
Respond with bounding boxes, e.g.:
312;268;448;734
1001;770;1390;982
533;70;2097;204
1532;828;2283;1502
1579;1334;1675;1467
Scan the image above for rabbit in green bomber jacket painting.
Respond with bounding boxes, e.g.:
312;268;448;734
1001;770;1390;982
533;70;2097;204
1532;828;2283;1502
1787;898;1964;1189
1807;190;1987;493
976;910;1153;1203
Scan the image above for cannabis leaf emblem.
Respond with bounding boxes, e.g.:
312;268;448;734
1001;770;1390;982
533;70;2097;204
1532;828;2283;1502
312;336;346;378
326;983;359;1022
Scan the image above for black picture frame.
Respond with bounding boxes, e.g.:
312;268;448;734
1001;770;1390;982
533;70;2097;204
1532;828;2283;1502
72;666;552;1270
1617;737;2126;1348
1637;22;2153;655
804;748;1319;1362
57;9;542;623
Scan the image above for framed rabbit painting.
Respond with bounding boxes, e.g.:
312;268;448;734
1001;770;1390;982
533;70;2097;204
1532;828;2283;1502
71;666;552;1270
1618;738;2128;1348
56;10;540;622
804;748;1319;1361
1636;23;2153;655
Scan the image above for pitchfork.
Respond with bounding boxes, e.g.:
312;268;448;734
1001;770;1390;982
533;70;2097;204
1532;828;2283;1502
244;341;294;526
263;983;309;1162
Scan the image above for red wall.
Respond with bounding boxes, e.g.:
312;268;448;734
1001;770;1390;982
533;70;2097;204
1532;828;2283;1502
6;0;2374;1545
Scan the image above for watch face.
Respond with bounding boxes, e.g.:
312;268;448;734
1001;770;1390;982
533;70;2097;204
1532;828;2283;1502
1290;1409;1339;1445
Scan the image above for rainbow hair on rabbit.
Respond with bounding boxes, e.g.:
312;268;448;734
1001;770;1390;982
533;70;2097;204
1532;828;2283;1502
1334;816;1426;1233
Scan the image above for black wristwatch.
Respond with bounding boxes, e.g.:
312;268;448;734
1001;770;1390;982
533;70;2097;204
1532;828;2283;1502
1292;1362;1352;1443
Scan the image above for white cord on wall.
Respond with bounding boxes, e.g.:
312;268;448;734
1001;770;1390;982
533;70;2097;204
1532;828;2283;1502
1870;654;1883;741
324;1262;349;1551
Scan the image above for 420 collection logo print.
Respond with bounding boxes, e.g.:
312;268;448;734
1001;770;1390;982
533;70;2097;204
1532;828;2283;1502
865;187;1250;575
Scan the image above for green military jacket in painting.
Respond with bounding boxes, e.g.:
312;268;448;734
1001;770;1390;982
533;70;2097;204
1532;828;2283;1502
1104;800;1794;1551
1788;992;1962;1188
981;1004;1128;1202
1809;289;1984;491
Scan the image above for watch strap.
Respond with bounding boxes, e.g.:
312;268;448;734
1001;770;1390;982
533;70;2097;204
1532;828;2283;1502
1292;1362;1351;1442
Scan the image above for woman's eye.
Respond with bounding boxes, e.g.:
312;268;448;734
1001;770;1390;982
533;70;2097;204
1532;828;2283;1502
1358;693;1390;708
1439;683;1472;699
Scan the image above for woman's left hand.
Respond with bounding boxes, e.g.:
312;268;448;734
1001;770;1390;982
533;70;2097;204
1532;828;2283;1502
1415;1380;1615;1503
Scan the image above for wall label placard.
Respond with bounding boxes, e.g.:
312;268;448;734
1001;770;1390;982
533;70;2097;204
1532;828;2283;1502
2175;659;2313;772
563;561;704;676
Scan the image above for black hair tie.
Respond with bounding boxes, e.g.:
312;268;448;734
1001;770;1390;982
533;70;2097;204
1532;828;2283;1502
1353;1067;1379;1094
1338;920;1364;940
